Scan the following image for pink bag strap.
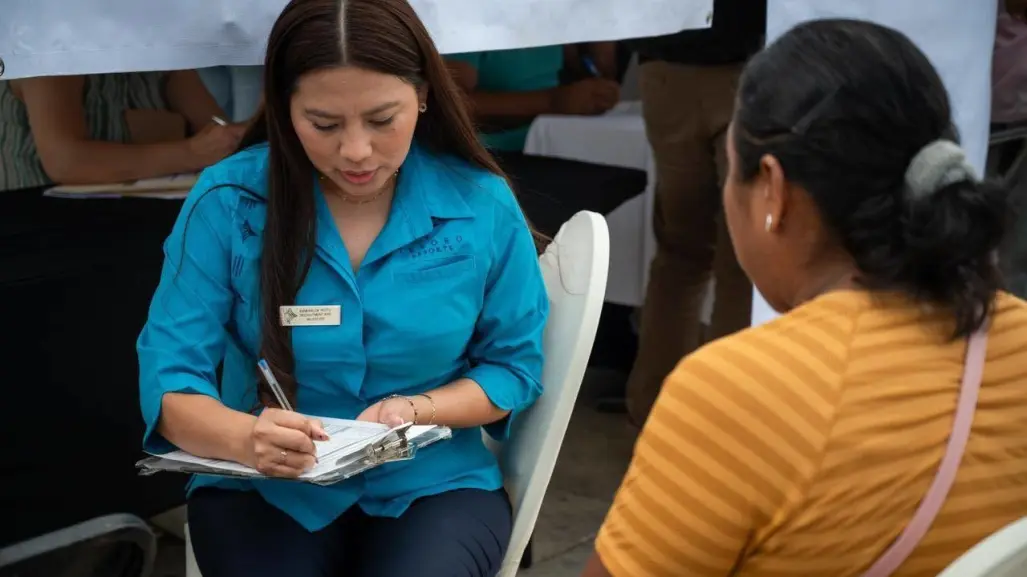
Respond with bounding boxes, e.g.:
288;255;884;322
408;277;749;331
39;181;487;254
861;326;989;577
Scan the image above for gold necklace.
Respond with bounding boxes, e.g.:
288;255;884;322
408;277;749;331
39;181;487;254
319;171;397;205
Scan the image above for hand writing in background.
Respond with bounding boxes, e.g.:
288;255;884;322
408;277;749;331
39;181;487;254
551;77;621;116
244;408;329;478
356;396;415;427
188;121;247;168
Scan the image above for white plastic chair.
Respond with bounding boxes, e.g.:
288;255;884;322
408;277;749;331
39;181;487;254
489;210;609;576
184;210;610;577
938;517;1027;577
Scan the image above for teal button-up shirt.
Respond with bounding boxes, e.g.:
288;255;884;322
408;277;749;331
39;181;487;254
138;142;548;531
446;46;564;151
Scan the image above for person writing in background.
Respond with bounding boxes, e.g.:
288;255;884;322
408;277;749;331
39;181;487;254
0;70;245;191
583;19;1027;577
137;0;547;575
445;44;620;152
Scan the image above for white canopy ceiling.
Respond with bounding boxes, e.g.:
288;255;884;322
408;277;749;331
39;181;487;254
0;0;713;80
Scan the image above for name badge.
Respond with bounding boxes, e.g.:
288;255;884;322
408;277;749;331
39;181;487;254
279;305;341;327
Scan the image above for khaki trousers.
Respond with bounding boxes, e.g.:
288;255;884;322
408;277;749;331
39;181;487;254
626;61;753;426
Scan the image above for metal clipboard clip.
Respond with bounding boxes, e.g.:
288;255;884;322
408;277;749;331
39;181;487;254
357;422;417;466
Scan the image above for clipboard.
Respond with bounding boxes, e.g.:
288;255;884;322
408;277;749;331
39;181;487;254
136;421;452;486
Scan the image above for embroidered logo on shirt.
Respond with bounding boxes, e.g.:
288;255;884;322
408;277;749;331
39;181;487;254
240;220;257;242
408;235;465;259
231;255;245;278
238;195;259;211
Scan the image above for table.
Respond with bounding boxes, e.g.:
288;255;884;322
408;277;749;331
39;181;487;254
524;103;717;323
0;189;188;546
524;102;656;307
0;0;714;79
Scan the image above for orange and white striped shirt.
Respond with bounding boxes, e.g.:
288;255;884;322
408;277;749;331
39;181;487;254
596;290;1027;576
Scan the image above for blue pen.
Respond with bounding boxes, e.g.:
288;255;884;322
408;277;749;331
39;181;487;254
257;358;294;412
581;55;601;78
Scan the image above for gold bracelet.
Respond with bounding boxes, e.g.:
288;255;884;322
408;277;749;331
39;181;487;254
383;394;418;425
417;393;437;425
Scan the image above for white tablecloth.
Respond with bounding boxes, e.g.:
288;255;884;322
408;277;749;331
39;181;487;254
752;0;999;326
524;102;657;308
524;103;720;321
0;0;713;79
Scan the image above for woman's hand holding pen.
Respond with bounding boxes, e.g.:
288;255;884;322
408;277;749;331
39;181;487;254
244;408;330;478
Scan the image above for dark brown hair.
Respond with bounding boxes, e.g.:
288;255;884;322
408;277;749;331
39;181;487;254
237;0;525;408
734;19;1008;338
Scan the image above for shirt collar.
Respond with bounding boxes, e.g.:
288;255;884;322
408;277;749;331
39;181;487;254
397;142;475;221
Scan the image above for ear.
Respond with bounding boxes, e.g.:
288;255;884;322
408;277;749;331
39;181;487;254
758;153;788;232
417;83;430;107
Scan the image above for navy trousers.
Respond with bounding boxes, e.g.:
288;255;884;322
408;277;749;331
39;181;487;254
187;487;512;577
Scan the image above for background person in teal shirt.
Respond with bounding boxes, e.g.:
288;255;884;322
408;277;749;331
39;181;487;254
136;0;548;575
447;44;621;151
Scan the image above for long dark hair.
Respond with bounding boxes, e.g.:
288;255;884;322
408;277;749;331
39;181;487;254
733;19;1011;338
238;0;523;408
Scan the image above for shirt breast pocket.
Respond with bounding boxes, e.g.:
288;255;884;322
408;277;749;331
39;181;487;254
392;255;476;283
376;254;481;372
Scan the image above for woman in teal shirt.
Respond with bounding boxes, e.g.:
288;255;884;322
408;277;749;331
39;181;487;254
136;0;548;575
446;45;621;151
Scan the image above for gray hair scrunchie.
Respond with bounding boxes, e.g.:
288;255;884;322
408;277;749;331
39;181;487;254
904;139;978;200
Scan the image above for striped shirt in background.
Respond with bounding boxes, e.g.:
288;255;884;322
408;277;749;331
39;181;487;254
596;289;1027;577
0;72;168;192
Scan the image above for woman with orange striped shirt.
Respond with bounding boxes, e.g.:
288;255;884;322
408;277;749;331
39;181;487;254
583;19;1027;577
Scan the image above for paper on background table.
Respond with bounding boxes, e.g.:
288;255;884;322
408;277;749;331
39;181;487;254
150;417;438;480
44;190;190;200
43;174;197;200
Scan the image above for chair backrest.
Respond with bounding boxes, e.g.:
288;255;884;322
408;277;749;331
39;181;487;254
938;517;1027;577
488;211;610;577
0;514;156;577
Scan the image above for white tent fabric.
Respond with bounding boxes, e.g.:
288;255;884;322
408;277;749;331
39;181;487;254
750;0;998;326
0;0;713;80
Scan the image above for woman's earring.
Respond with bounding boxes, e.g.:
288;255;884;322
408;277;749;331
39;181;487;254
418;103;427;113
765;214;774;232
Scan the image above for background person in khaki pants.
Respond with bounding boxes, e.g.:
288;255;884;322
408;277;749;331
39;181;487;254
625;0;767;425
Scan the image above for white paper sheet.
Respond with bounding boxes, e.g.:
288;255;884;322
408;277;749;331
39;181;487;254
150;418;437;480
751;0;998;327
43;190;189;200
0;0;713;80
43;173;198;200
